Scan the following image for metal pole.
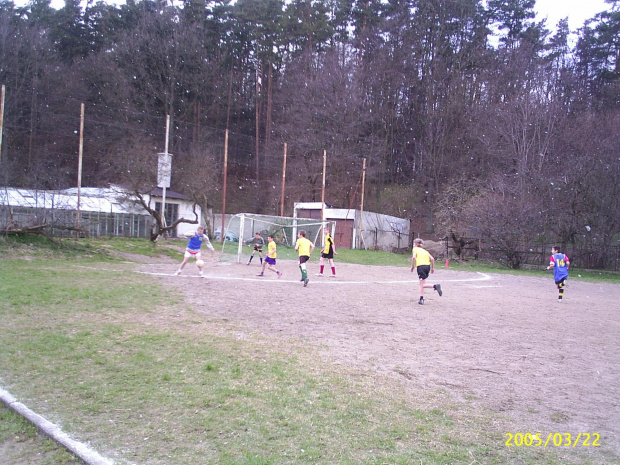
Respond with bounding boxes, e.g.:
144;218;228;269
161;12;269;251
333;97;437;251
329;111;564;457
280;143;287;217
222;129;228;243
76;103;85;229
161;115;170;228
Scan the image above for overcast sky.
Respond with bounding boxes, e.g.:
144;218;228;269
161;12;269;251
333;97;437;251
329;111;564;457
534;0;609;31
21;0;614;33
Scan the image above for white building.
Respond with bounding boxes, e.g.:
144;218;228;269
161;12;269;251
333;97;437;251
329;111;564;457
0;185;204;238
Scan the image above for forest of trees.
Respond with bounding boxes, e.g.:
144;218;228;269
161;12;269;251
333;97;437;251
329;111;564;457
1;0;619;267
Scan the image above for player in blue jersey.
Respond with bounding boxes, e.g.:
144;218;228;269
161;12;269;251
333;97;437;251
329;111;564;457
174;226;215;276
546;246;570;302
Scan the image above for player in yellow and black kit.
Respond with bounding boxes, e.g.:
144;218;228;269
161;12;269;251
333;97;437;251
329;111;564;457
317;227;338;277
295;230;315;287
410;238;442;305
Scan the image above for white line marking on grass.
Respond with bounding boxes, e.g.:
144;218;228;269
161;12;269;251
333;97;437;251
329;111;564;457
137;271;494;285
71;265;494;286
0;387;114;465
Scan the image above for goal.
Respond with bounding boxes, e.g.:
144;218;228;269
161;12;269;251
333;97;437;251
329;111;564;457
219;213;331;263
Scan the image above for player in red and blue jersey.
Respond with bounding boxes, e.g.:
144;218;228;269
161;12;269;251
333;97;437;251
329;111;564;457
174;226;215;276
546;246;570;303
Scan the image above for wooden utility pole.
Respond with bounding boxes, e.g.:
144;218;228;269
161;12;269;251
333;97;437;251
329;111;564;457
0;85;5;165
280;143;287;217
222;129;229;243
255;64;261;191
358;158;366;249
321;149;327;226
76;103;85;229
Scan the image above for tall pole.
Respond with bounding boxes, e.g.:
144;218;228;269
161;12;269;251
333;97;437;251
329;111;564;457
321;149;326;227
0;85;5;165
161;115;170;227
255;65;261;192
222;129;229;243
280;143;287;217
76;103;85;229
358;158;366;249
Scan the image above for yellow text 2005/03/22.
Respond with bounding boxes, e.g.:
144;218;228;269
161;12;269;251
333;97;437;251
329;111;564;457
505;433;600;448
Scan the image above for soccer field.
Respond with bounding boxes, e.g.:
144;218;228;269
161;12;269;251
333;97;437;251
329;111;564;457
145;256;620;461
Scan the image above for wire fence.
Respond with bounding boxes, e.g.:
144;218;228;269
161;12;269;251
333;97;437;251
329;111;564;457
444;236;620;271
0;206;154;239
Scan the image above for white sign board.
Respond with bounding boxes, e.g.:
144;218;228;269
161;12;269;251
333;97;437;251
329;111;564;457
157;152;172;188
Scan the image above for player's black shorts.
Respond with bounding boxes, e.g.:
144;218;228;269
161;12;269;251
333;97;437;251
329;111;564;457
555;277;567;286
253;245;263;252
299;255;310;265
417;265;431;280
321;251;334;259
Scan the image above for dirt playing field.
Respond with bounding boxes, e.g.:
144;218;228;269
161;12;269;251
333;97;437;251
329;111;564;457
140;254;620;461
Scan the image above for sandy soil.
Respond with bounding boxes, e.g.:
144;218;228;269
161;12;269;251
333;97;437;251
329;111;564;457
139;254;620;461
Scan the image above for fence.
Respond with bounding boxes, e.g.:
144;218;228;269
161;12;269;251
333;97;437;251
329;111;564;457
359;226;410;252
0;206;154;239
445;236;620;271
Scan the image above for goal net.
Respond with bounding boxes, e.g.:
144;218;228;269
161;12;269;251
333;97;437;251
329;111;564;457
219;213;331;263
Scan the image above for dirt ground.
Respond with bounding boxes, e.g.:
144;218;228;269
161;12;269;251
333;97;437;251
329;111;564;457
139;254;620;461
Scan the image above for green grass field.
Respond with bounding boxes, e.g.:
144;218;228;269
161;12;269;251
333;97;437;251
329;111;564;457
0;236;615;464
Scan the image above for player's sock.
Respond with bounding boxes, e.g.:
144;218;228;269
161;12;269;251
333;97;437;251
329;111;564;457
260;257;263;264
331;266;336;276
320;265;324;274
248;255;253;264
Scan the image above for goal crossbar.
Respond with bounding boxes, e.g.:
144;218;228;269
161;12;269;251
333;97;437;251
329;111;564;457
220;213;332;263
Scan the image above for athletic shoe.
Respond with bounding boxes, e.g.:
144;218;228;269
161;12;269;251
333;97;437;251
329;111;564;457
418;297;424;305
304;278;309;287
329;274;336;278
199;270;204;277
174;270;181;276
434;284;442;296
316;273;324;277
557;299;563;303
277;271;282;278
257;272;264;277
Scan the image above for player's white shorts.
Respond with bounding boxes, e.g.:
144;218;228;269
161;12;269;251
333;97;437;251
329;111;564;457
185;248;202;259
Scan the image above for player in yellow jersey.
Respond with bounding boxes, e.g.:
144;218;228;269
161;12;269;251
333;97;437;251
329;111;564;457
256;235;282;278
317;227;338;277
295;230;315;287
410;238;442;305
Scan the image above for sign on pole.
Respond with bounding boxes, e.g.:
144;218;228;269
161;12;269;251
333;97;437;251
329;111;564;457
157;152;172;228
157;152;172;189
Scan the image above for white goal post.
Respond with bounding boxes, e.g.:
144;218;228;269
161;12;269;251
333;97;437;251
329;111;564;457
219;213;334;263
